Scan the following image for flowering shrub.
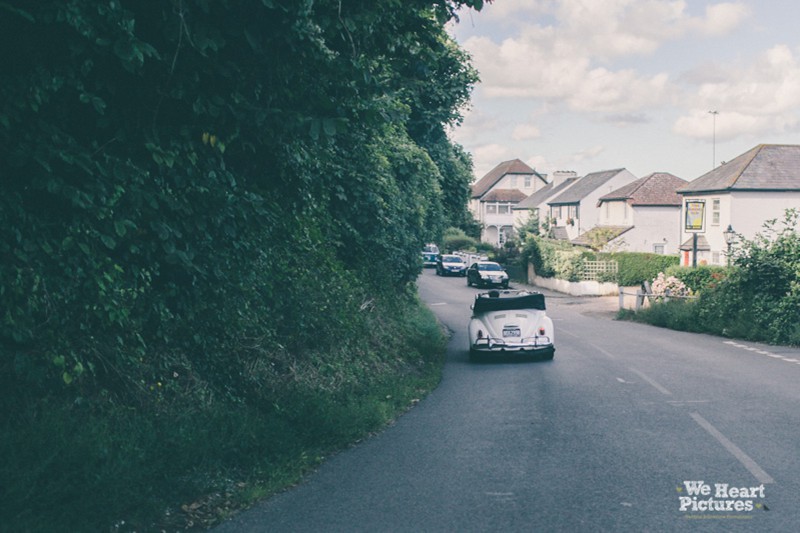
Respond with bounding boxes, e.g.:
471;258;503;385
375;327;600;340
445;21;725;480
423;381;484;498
651;272;689;298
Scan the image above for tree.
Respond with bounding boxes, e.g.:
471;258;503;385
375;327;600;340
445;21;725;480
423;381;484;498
0;0;489;403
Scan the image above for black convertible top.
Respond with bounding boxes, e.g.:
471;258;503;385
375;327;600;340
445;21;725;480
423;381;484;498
472;291;546;313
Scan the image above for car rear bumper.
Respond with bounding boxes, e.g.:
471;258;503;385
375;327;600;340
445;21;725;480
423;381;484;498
471;336;553;353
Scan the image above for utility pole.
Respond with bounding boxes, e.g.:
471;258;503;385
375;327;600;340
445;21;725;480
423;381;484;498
709;110;719;169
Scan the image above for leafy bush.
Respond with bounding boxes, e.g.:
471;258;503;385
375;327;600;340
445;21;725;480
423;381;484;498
665;265;728;293
442;227;478;252
604;252;680;286
625;210;800;347
630;299;702;332
526;237;584;279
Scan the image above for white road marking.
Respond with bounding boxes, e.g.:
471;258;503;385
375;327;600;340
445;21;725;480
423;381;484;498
629;368;673;396
690;412;775;485
429;302;448;306
723;340;800;366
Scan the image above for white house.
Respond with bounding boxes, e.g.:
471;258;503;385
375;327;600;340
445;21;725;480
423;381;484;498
677;144;800;266
512;171;578;230
577;172;688;253
546;168;639;241
470;159;548;246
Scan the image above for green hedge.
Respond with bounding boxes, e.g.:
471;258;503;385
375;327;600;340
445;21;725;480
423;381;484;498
522;238;680;285
602;252;680;286
665;265;728;293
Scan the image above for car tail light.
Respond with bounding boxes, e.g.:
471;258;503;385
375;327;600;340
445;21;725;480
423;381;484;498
538;327;546;336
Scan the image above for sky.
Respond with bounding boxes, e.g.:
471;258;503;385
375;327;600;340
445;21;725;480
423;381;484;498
447;0;800;183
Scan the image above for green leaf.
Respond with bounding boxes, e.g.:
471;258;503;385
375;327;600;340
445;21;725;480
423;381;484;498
322;118;337;137
309;119;321;140
100;234;116;249
114;221;127;237
62;372;73;385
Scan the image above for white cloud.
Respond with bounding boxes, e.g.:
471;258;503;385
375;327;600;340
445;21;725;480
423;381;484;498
512;123;542;140
458;1;748;117
675;45;800;139
472;143;513;178
693;2;751;36
571;145;605;162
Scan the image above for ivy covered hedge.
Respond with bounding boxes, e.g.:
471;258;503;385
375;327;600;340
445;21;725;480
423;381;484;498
602;252;680;286
0;1;486;529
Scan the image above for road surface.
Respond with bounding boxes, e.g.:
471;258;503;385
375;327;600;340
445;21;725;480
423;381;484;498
216;269;800;531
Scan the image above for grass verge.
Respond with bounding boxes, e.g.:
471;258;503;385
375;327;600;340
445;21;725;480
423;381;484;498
0;300;447;532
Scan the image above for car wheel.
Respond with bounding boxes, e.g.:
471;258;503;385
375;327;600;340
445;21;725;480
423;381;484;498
466;276;471;287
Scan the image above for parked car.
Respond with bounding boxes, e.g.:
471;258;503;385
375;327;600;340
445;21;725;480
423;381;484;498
466;261;509;288
423;243;440;255
436;254;467;276
468;290;555;361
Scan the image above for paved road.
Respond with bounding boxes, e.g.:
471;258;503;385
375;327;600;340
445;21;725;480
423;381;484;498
216;269;800;532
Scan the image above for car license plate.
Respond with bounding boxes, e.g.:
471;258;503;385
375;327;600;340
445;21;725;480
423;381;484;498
503;328;521;338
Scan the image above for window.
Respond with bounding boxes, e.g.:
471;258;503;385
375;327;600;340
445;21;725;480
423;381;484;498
712;198;720;225
712;252;721;264
498;203;510;214
486;203;497;214
524;176;532;188
568;205;578;219
653;243;665;254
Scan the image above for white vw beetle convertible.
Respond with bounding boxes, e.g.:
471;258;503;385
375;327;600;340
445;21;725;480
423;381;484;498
468;290;555;362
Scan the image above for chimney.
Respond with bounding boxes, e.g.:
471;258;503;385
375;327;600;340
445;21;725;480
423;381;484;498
551;170;577;188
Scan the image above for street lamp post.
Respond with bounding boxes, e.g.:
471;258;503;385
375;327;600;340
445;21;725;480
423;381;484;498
709;110;719;169
723;224;735;267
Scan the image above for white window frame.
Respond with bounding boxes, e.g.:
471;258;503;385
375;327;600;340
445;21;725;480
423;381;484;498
712;198;720;226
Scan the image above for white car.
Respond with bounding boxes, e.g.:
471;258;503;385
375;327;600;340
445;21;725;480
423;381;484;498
436;254;467;276
468;290;555;362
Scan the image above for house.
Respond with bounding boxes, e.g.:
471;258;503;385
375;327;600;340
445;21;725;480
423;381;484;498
512;171;578;232
546;168;639;241
470;159;548;246
677;144;800;266
575;172;688;253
